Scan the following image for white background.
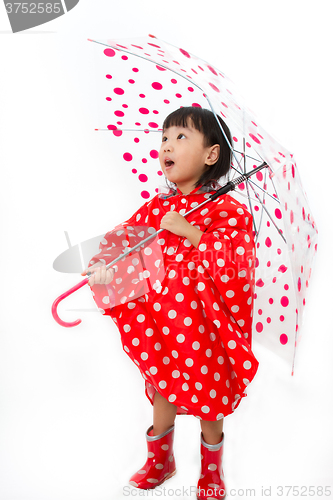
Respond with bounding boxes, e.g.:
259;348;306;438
0;1;332;499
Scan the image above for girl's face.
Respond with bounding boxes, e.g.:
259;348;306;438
159;122;219;195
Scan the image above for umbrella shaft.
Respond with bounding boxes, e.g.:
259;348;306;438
100;199;211;274
88;162;268;276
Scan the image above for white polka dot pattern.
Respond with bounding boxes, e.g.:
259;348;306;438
89;190;259;420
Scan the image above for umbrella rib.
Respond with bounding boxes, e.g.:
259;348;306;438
248;181;286;243
268;170;281;200
242;139;259;239
254;165;267;242
233;149;268;164
245;178;258;240
230;165;281;204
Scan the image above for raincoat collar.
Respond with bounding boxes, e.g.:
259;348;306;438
159;180;223;199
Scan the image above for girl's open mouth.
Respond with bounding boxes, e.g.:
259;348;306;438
164;159;174;169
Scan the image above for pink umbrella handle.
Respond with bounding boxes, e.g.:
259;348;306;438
52;277;90;328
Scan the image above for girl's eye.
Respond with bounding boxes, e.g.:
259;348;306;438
178;133;186;139
162;136;168;142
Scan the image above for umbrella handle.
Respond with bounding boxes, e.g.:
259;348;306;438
52;277;90;328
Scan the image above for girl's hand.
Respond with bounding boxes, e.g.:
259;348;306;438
81;263;115;287
160;211;204;248
160;211;192;237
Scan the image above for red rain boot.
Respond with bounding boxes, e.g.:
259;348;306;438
197;432;226;500
129;424;176;489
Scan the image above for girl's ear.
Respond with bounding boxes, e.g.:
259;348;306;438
206;144;220;166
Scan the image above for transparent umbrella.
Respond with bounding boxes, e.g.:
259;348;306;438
88;35;318;373
52;35;318;374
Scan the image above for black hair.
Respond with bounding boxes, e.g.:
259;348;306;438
162;106;233;188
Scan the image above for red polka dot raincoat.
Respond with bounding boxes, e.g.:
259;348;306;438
89;183;259;421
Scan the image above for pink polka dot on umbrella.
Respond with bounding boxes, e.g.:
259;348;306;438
249;133;261;144
150;150;159;159
104;48;116;57
280;334;288;345
179;48;191;58
123;153;133;162
209;83;220;93
281;296;289;307
207;65;218;75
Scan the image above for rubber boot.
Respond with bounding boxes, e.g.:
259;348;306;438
129;424;176;489
197;432;226;500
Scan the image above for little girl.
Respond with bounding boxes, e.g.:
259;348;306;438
82;106;259;500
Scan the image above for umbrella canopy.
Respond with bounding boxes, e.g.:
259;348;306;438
87;35;318;373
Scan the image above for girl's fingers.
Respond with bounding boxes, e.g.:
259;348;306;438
87;265;114;286
105;268;114;284
83;263;116;287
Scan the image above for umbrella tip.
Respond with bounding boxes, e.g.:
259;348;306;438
87;38;93;42
149;34;156;38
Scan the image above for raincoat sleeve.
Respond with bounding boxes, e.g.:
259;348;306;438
195;197;256;339
87;200;151;315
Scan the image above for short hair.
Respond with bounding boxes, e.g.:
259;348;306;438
162;106;233;188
